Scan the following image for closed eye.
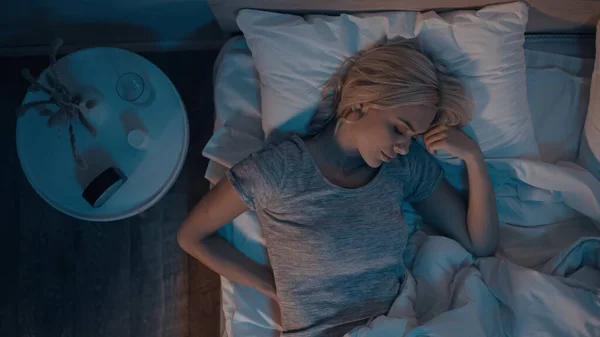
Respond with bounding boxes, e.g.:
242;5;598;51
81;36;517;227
394;126;404;135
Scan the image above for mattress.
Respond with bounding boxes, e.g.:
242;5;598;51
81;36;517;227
207;35;598;337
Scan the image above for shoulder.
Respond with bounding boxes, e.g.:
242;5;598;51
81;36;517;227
389;142;431;168
248;133;301;169
263;133;310;165
267;133;304;155
398;142;438;166
234;133;306;178
406;141;432;160
386;141;442;186
227;135;306;210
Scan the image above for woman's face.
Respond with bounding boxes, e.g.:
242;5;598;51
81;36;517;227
347;105;438;168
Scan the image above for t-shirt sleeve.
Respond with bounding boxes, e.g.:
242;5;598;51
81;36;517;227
226;145;286;211
404;142;444;203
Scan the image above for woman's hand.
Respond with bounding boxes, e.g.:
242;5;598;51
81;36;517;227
269;295;283;329
259;274;283;329
423;125;481;160
255;265;278;298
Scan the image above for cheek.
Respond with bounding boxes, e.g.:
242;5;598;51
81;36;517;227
357;142;382;167
351;118;391;156
356;130;382;152
351;131;379;164
358;122;388;145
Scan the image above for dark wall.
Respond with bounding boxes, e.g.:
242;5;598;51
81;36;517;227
0;0;225;49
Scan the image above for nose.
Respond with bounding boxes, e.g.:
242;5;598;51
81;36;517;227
395;133;412;152
394;143;408;155
394;135;413;155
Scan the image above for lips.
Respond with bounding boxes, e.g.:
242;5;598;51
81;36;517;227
381;151;393;162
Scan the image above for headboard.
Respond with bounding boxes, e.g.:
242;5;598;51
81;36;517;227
207;0;600;34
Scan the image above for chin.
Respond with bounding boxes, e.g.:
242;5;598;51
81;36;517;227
364;157;383;168
359;148;383;168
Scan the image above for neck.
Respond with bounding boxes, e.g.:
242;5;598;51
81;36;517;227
314;120;366;173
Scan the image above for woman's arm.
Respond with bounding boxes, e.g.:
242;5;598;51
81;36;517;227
412;125;498;257
461;151;499;254
177;178;277;299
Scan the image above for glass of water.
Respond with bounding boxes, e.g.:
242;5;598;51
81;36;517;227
116;72;145;101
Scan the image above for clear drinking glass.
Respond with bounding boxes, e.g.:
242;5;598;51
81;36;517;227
116;72;145;101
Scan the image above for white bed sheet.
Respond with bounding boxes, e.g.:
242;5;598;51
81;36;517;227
206;36;600;337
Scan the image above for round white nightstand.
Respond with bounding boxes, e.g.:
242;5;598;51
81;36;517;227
17;47;189;221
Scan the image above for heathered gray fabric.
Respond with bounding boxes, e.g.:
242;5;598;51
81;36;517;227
227;134;443;336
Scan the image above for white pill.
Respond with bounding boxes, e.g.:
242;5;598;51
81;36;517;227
127;129;149;150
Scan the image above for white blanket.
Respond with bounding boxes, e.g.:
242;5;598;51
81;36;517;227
348;159;600;337
348;234;600;337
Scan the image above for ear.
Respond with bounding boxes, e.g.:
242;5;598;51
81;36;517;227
345;110;361;122
347;104;368;121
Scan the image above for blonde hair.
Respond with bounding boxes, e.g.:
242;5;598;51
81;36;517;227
309;39;473;134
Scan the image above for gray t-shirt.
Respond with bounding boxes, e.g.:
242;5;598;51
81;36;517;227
227;134;443;336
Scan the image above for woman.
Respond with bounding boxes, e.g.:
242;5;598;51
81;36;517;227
178;40;498;336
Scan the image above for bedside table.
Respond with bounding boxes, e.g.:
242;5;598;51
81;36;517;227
17;47;189;221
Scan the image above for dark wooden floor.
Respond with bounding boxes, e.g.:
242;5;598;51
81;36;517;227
0;50;221;337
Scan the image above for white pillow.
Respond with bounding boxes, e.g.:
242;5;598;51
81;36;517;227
238;2;539;160
577;22;600;179
525;49;593;164
203;37;264;184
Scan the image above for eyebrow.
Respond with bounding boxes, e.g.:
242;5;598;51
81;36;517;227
396;117;418;134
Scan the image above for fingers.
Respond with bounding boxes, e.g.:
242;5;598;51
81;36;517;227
424;132;446;146
424;125;448;139
424;125;448;154
425;139;448;155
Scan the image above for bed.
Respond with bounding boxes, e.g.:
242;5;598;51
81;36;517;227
202;1;600;336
